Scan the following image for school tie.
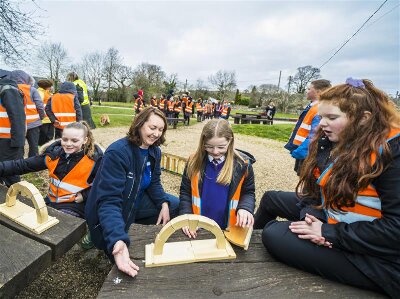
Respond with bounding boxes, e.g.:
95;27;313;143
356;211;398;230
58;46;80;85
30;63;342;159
212;159;219;166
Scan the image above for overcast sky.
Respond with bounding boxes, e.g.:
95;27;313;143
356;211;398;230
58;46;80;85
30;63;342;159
9;0;400;95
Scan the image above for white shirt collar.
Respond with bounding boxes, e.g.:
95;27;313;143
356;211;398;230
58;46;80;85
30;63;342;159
208;155;226;164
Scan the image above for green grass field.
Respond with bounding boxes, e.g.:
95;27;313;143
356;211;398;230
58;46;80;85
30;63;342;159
232;124;294;142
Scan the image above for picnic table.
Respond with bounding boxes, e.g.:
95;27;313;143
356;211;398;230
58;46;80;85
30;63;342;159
231;113;273;125
98;224;384;298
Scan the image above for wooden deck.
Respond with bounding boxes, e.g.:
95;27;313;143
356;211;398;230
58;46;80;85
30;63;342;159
98;224;385;298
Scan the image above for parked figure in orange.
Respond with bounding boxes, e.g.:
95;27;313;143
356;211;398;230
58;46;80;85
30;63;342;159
45;82;83;139
255;78;400;297
0;121;103;218
37;79;54;146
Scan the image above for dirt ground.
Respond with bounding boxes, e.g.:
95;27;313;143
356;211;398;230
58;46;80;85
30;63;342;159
16;119;298;299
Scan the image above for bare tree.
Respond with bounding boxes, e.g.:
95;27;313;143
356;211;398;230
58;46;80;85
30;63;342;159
37;42;69;91
290;65;321;94
163;73;178;95
82;51;104;101
132;63;166;100
208;70;237;101
113;65;134;102
0;0;44;65
103;47;121;100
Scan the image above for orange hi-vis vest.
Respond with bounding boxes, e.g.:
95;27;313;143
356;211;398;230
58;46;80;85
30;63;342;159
159;99;165;110
46;155;95;203
196;103;203;112
293;102;318;146
51;93;76;129
317;129;400;224
18;84;40;124
0;102;11;139
185;102;193;113
191;170;246;228
134;98;144;112
174;102;182;113
168;101;174;112
221;107;229;117
150;98;157;107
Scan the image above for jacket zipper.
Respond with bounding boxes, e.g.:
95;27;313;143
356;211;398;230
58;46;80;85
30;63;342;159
126;155;147;225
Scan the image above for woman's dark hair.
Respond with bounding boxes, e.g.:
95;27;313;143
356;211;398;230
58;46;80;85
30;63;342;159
127;106;167;146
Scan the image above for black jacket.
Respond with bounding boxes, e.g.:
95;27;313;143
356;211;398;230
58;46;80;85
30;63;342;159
179;150;256;226
0;78;26;147
0;140;103;218
317;135;400;297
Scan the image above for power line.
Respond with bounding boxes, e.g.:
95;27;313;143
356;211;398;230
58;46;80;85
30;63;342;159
319;0;388;69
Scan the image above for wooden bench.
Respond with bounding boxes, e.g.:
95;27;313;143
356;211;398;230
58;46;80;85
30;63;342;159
241;117;273;125
0;185;86;260
167;118;186;129
97;224;384;298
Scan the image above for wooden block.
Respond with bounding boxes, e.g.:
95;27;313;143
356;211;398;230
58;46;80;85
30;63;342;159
224;226;253;250
192;239;236;261
187;214;199;232
146;241;195;267
0;224;52;299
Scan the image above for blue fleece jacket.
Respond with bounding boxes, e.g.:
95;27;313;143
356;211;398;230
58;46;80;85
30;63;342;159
85;137;171;255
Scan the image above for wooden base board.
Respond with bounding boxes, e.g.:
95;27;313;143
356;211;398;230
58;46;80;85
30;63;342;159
145;238;236;267
0;201;59;234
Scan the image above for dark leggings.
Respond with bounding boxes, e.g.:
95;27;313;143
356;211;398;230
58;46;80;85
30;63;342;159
255;191;384;294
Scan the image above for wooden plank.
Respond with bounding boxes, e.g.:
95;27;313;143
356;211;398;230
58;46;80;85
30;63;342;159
98;224;385;298
0;224;52;299
0;185;86;260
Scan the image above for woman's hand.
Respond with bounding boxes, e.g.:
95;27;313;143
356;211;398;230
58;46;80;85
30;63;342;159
156;202;170;226
236;209;254;228
112;240;139;277
74;193;84;203
289;213;332;248
182;226;198;239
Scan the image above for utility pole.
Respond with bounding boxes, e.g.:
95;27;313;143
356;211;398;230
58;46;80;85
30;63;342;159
287;76;292;93
277;70;282;91
184;79;188;92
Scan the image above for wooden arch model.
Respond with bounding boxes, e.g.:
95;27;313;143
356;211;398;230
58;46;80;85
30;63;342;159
0;181;59;234
145;214;236;267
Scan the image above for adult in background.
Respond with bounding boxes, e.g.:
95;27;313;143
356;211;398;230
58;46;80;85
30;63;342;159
66;72;96;129
85;107;179;277
284;79;331;175
255;78;400;297
265;101;276;120
0;73;26;186
10;70;45;157
45;82;82;139
37;79;54;146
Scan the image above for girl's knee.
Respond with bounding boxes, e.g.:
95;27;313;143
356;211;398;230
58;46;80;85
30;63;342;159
262;220;290;255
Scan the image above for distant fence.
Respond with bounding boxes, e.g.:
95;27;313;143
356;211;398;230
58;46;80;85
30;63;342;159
161;153;187;176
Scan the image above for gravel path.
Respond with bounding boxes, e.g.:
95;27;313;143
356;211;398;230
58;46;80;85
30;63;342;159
16;119;298;299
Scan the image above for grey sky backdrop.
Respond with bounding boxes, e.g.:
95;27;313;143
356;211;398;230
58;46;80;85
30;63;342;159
13;0;400;95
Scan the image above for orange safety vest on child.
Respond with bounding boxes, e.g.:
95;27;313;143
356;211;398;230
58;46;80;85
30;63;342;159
51;93;76;129
0;100;11;138
18;84;40;124
196;103;203;113
46;155;95;203
185;102;193;114
190;170;246;228
221;107;229;117
168;101;175;112
317;129;400;224
159;99;165;110
174;102;182;113
293;102;318;146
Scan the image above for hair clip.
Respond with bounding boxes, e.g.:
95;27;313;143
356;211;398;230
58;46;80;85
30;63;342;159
345;77;365;88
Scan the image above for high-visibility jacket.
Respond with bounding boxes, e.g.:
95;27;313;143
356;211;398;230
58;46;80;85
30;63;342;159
51;93;76;129
196;103;203;113
168;101;175;112
134;99;144;112
18;84;40;124
185;102;193;114
150;98;157;107
38;87;52;124
317;129;400;224
46;155;95;203
174;102;182;113
293;102;318;146
191;171;246;228
73;79;90;106
0;102;11;138
159;99;165;110
221;107;229;117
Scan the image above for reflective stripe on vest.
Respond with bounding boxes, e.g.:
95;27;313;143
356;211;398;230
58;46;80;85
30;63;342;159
151;99;157;107
46;155;95;203
221;107;228;116
174;103;182;113
191;169;246;227
168;102;174;111
73;79;89;105
18;84;40;124
185;102;193;113
196;103;203;112
293;102;318;146
0;105;11;138
51;93;76;129
317;129;400;224
159;99;165;109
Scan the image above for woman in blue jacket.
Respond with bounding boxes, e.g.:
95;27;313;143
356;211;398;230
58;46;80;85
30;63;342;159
86;107;179;277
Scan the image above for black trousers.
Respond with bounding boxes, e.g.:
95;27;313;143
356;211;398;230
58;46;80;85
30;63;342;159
0;139;24;186
26;126;40;157
81;104;96;129
255;191;384;294
39;123;54;146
